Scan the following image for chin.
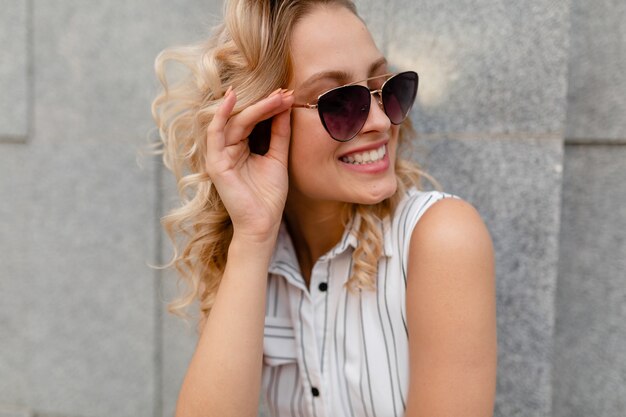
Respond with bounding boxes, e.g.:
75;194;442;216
352;179;398;205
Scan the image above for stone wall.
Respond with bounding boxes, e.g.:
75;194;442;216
553;0;626;416
0;1;623;416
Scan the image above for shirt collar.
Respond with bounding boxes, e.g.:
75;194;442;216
268;222;306;290
331;212;393;258
269;212;393;281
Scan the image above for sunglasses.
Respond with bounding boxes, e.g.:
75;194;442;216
292;71;418;142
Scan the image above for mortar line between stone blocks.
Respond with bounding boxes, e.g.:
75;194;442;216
415;131;565;141
32;410;85;417
0;135;28;143
564;138;626;146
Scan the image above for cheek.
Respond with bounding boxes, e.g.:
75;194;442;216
388;126;401;160
289;111;335;161
288;118;344;194
291;108;323;138
288;134;337;172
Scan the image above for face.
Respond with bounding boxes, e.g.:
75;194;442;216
287;5;400;209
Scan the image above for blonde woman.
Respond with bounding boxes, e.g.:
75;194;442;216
152;1;497;416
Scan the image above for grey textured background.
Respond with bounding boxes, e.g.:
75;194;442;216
553;0;626;416
0;0;29;141
0;1;624;417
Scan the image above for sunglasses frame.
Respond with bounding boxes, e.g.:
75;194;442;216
292;71;418;142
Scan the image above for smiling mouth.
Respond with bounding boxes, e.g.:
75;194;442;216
340;144;386;165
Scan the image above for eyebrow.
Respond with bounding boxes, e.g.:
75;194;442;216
298;57;389;91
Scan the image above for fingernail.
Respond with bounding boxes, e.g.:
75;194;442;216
282;89;294;97
269;88;282;97
224;86;233;97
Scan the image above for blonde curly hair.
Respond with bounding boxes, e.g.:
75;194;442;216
151;0;428;321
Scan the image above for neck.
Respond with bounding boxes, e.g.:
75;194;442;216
284;192;346;286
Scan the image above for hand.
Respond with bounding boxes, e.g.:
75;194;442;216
205;87;295;243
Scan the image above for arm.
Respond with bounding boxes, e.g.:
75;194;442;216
405;198;497;417
175;88;295;417
176;237;274;417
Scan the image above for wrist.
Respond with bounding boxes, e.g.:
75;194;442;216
229;230;279;256
231;220;281;245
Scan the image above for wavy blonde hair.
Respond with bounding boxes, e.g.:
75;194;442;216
152;0;429;320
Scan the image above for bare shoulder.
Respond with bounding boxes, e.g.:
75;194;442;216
406;197;495;319
406;196;495;318
411;197;492;255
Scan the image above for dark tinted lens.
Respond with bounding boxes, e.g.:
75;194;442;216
318;85;371;141
381;71;418;125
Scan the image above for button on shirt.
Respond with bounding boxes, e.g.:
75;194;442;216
262;189;456;417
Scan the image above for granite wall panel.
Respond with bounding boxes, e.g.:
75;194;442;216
0;141;157;417
33;0;219;145
354;0;390;54
565;0;626;142
0;0;211;415
0;0;29;140
553;0;626;416
388;0;570;135
410;136;563;417
0;145;36;406
0;405;33;417
554;146;626;417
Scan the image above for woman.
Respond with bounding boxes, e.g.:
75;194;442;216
152;1;497;416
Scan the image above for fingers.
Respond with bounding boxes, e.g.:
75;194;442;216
223;90;294;146
205;87;293;175
206;86;236;156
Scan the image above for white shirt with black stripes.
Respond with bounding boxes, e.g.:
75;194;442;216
261;189;458;417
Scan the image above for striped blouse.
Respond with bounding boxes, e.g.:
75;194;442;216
261;189;457;417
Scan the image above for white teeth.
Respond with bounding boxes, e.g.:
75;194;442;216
340;145;386;165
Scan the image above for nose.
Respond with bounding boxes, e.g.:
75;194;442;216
360;90;391;134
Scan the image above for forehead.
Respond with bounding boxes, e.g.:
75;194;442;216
289;5;384;86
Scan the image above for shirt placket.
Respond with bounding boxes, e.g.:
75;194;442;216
311;258;332;377
287;257;333;417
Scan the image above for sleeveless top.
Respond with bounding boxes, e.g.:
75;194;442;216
261;189;458;417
